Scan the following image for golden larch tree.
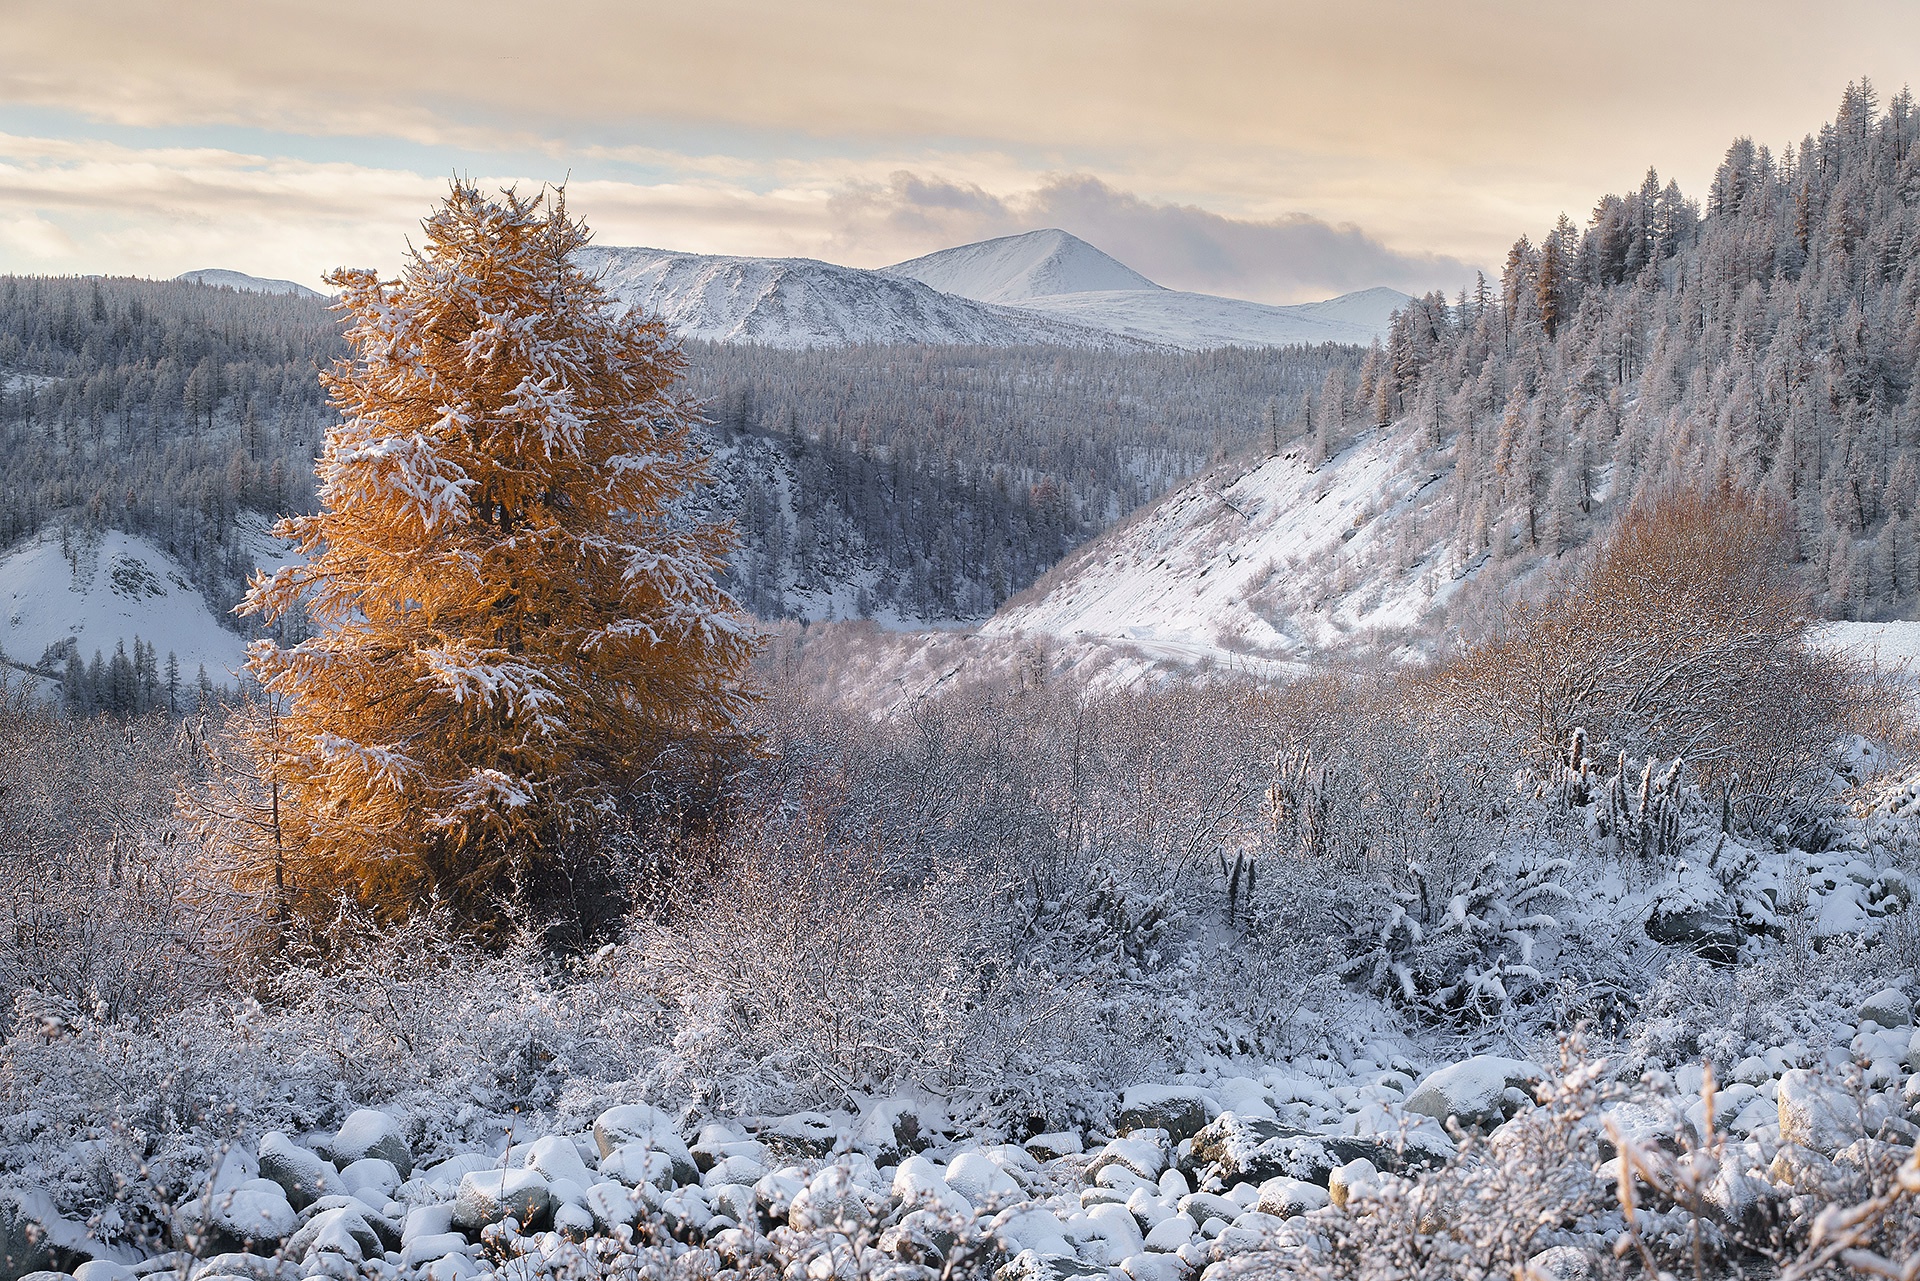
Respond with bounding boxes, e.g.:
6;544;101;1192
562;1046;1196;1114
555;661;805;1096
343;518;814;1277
239;182;756;912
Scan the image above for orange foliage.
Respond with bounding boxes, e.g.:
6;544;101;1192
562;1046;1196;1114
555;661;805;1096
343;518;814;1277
238;183;756;913
1437;486;1842;784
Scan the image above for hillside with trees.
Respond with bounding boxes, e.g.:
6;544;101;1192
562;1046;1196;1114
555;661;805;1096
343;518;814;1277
0;280;1354;629
1320;79;1920;623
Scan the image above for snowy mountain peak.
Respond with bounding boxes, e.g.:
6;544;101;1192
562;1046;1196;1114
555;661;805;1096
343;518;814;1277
886;228;1161;304
577;244;1137;350
176;268;324;299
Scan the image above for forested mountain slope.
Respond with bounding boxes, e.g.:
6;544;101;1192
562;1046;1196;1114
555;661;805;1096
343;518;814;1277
0;275;340;618
0;275;1361;644
995;81;1920;662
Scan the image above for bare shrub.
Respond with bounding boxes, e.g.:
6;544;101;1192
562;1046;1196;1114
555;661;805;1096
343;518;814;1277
1438;487;1870;815
0;680;225;1025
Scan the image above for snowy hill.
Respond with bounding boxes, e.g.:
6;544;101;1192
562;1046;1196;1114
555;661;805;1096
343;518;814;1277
176;268;324;299
885;228;1160;303
0;529;251;685
577;246;1129;349
983;428;1458;669
887;229;1409;349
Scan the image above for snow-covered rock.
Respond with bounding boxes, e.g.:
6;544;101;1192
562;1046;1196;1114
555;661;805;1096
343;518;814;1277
285;1204;382;1265
257;1133;342;1211
1253;1177;1327;1218
1117;1085;1216;1141
338;1158;400;1206
1860;987;1913;1028
451;1168;551;1233
1402;1057;1542;1133
516;1135;595;1190
946;1150;1024;1206
1776;1070;1866;1156
0;1188;136;1279
331;1110;413;1176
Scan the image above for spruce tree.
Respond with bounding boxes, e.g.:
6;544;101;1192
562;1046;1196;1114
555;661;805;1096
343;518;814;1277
239;182;756;913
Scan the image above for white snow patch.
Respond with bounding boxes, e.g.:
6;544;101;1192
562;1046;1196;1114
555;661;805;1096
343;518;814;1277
0;528;249;683
886;229;1161;303
984;429;1447;671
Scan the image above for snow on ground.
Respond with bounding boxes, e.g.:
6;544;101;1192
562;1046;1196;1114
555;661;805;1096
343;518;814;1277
0;528;250;683
984;429;1450;669
1816;619;1920;671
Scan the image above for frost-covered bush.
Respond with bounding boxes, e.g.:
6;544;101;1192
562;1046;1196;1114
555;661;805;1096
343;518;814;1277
1440;489;1880;828
0;685;228;1026
1334;853;1574;1026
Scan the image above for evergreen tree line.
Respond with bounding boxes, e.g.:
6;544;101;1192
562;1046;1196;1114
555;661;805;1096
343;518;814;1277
18;635;219;718
687;342;1358;617
1320;80;1920;619
0;276;342;614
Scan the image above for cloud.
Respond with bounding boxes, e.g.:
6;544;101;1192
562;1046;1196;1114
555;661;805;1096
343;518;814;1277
5;0;1918;276
829;172;1476;302
0;130;1469;305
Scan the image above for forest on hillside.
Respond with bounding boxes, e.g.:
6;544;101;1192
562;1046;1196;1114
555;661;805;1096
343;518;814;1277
0;280;1355;624
1300;80;1920;621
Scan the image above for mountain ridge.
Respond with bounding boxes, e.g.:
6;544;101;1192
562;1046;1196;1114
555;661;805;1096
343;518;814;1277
176;268;323;299
578;245;1141;350
581;234;1407;351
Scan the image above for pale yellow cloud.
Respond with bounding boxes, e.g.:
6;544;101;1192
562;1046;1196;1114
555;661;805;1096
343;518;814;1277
1;1;1914;285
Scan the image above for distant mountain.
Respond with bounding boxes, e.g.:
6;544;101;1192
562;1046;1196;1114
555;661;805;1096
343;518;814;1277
579;233;1407;351
577;246;1131;350
1286;285;1415;334
176;268;324;299
886;229;1160;303
887;229;1411;349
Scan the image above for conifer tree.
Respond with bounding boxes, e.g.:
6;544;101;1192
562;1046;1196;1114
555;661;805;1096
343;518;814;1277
238;182;756;913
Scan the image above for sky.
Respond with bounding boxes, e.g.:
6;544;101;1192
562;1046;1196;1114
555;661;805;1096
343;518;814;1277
1;1;1916;305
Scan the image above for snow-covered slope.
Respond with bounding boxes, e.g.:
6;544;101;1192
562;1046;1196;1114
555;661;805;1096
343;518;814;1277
885;229;1160;303
1288;285;1414;334
578;246;1129;349
1010;286;1404;349
983;428;1459;668
176;268;324;299
0;529;250;684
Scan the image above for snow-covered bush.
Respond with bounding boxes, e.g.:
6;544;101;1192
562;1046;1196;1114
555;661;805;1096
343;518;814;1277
0;685;229;1027
1333;852;1574;1026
